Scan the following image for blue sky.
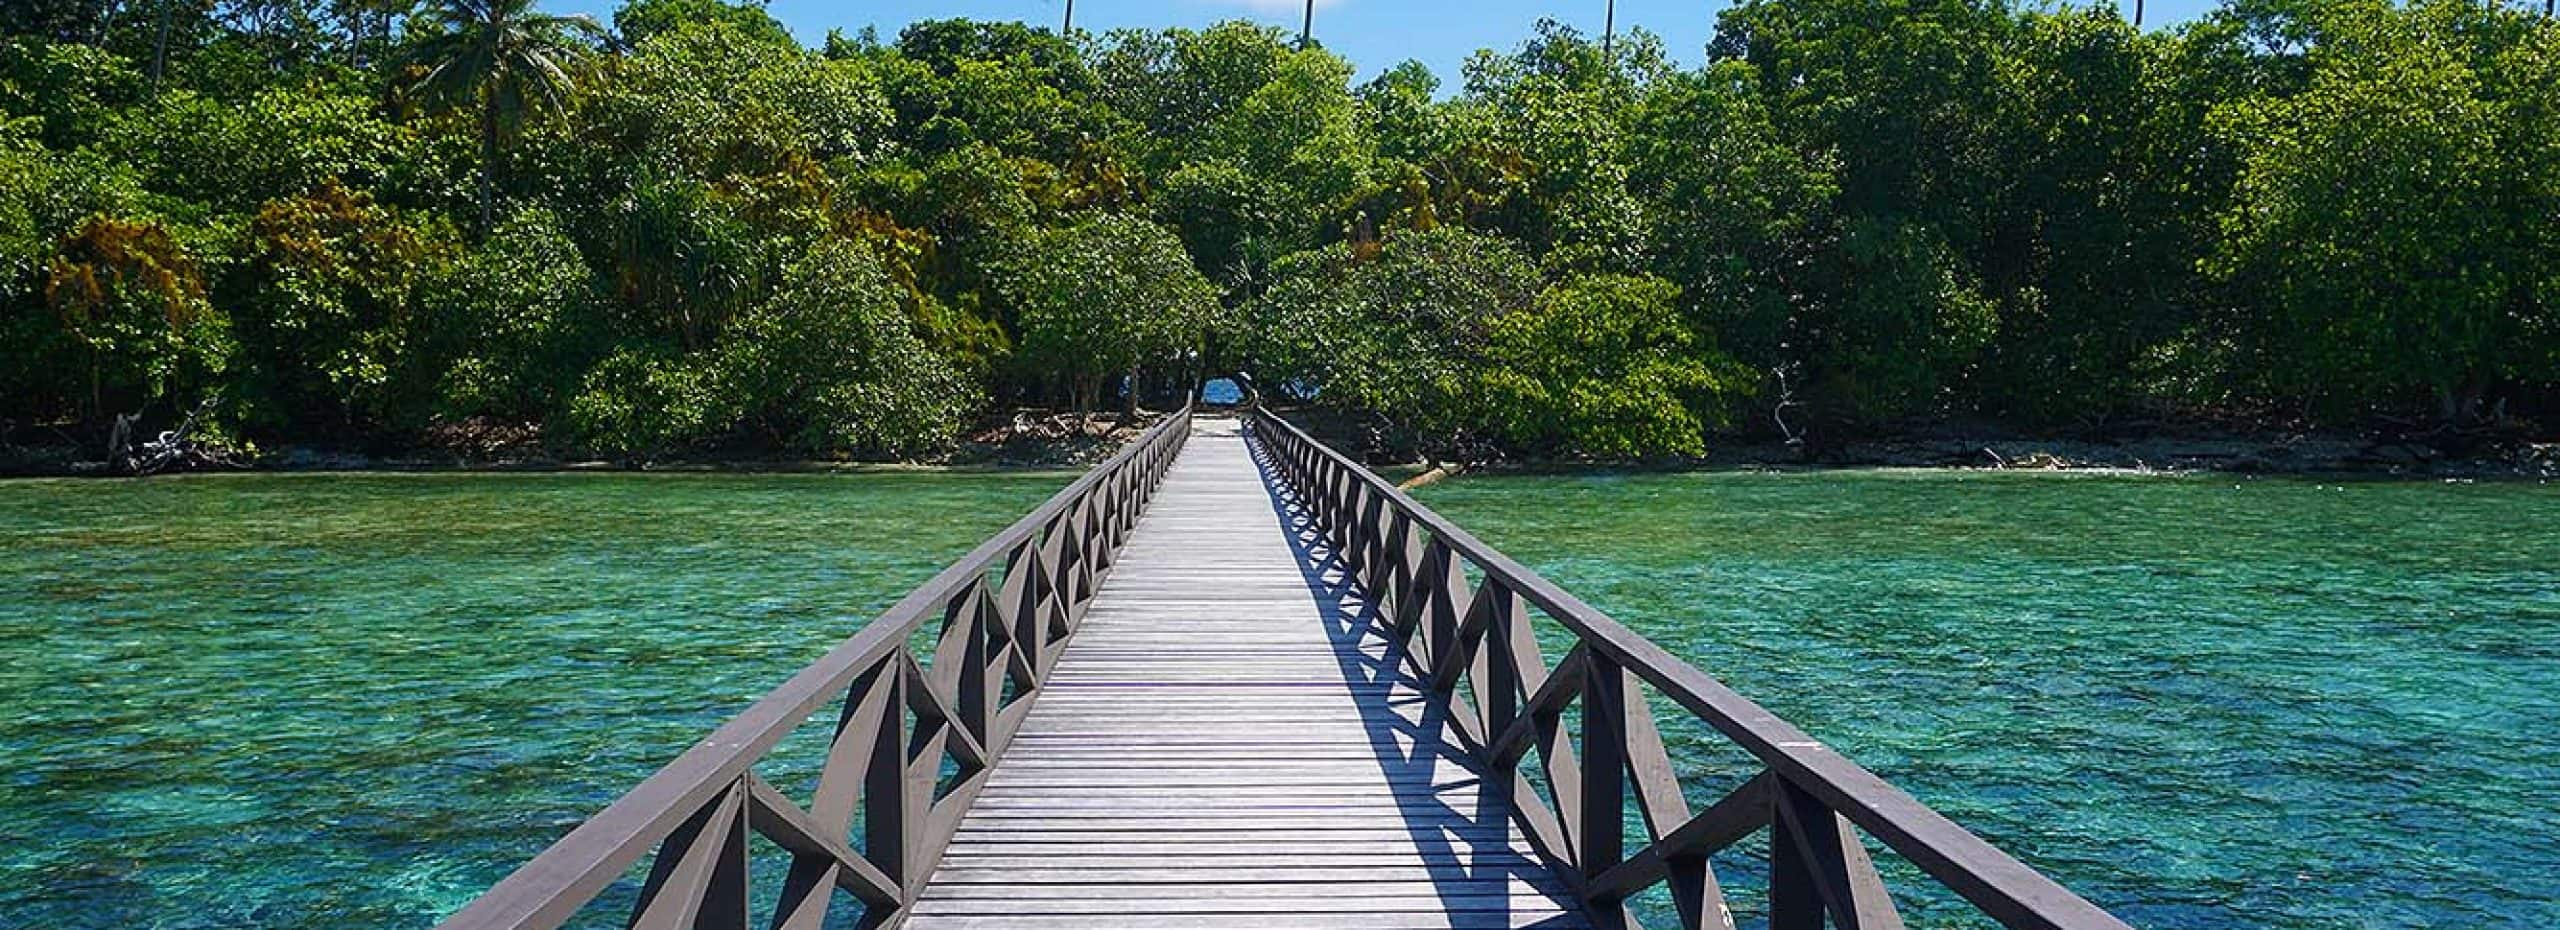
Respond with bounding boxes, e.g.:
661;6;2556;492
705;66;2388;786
548;0;2230;85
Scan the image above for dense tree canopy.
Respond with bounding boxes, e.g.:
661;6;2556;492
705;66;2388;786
3;0;2557;463
994;212;1218;414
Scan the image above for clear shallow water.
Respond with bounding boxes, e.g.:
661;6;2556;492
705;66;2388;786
7;468;2555;930
1416;470;2560;930
0;471;1067;930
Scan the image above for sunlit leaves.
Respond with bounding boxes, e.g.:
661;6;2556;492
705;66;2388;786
1480;274;1743;458
2207;0;2560;416
33;215;229;421
1245;227;1540;457
991;212;1217;411
598;19;891;179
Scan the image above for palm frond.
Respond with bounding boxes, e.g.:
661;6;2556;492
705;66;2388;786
400;0;600;117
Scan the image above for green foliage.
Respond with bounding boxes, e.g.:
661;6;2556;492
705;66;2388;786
562;240;974;458
1479;274;1741;458
1205;48;1372;223
612;0;790;48
1626;61;1836;361
0;37;144;149
1093;22;1294;154
878;19;1115;163
1255;229;1746;459
712;239;975;455
1143;45;1372;289
1797;216;1998;425
0;123;141;295
419;206;601;422
405;0;602;117
227;181;455;431
8;5;2560;462
2208;0;2560;418
29;215;231;422
993;212;1216;411
604;174;760;350
599;19;889;178
1453;21;1661;272
1248;228;1541;455
1716;0;2009;225
102;85;405;212
561;345;715;457
1968;8;2207;422
1153;159;1283;286
402;0;604;231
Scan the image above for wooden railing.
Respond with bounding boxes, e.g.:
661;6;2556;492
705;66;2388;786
1247;408;2135;930
434;404;1192;930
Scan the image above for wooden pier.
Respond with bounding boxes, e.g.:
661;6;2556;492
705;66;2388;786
434;406;2136;930
911;420;1583;929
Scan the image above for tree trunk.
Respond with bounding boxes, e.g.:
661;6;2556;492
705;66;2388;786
477;84;499;236
150;1;171;89
89;348;103;426
1120;364;1141;424
2435;380;2484;425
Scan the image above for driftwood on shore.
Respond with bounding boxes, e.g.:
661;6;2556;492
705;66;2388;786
109;398;241;476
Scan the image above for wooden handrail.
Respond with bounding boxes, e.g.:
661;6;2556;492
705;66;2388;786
435;403;1194;930
1247;407;2135;930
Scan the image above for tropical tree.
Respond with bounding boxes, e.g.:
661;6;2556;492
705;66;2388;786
1244;227;1541;458
2208;0;2560;422
226;181;454;432
400;0;601;233
1626;60;1835;367
993;213;1217;415
418;206;602;423
713;240;978;456
35;215;230;424
1478;274;1742;458
611;0;789;47
1968;8;2202;424
1454;20;1664;273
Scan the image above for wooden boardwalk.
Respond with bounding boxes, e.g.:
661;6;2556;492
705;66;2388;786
436;405;2135;930
909;418;1590;929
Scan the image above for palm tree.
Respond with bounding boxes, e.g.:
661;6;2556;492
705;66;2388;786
402;0;603;234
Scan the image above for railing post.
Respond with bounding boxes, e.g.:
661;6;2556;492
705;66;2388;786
1770;778;1909;930
1000;541;1043;684
865;660;913;898
429;409;1197;930
1381;510;1418;628
1582;651;1630;898
1231;408;2136;930
1479;582;1523;747
625;778;750;930
955;584;996;745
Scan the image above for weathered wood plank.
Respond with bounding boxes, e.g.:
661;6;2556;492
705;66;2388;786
913;420;1587;930
931;865;1570;885
911;901;1566;922
919;880;1568;901
903;913;1588;930
938;841;1547;856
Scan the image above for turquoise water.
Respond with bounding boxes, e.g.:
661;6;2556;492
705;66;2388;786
1415;470;2560;930
5;469;2554;929
0;471;1067;930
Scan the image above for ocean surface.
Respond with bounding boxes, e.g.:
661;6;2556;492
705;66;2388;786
0;471;1067;929
1;467;2553;928
1415;470;2559;930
